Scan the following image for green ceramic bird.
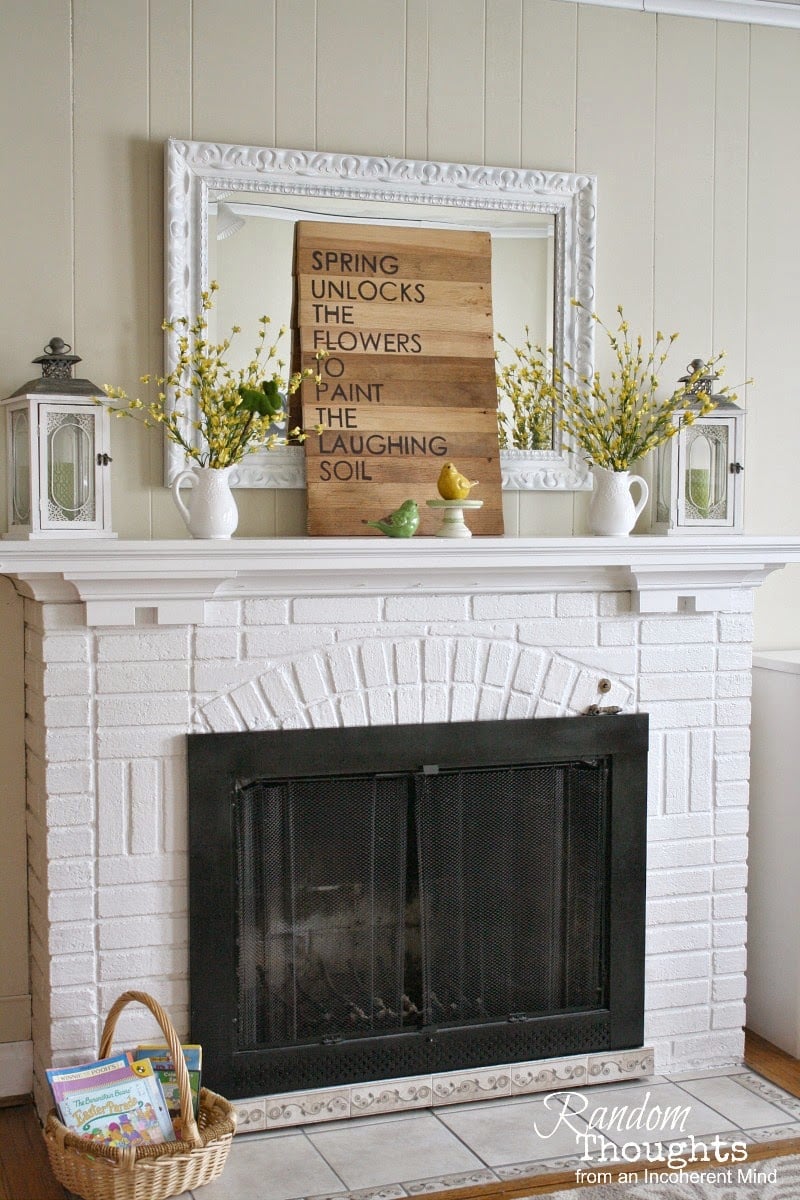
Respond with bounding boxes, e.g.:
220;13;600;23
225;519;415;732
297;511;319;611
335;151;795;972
363;499;420;538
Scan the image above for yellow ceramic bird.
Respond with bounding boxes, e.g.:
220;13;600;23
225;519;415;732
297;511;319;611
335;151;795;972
437;462;479;501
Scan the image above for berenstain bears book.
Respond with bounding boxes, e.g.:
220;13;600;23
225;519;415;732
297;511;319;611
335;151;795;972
55;1059;176;1147
133;1043;202;1137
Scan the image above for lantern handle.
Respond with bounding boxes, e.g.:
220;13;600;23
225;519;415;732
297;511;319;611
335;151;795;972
43;338;72;356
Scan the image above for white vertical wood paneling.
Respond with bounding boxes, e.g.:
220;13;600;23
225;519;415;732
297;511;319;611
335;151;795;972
427;0;485;164
516;491;576;534
149;0;196;535
521;0;578;171
574;7;657;532
576;7;657;338
192;0;276;146
276;0;317;148
739;24;800;646
486;0;523;166
316;0;407;155
72;0;154;539
747;25;800;538
746;25;800;647
712;22;749;385
0;0;73;399
653;15;716;353
405;0;430;159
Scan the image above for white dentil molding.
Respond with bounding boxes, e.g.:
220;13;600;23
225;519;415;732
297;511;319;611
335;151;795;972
560;0;800;28
1;536;798;625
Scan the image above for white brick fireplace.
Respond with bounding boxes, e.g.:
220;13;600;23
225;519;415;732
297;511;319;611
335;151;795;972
3;535;798;1124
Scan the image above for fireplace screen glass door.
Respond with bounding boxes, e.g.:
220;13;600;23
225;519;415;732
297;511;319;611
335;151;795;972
235;763;608;1054
189;715;647;1098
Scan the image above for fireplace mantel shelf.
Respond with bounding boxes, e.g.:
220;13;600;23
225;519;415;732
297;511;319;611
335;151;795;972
2;535;799;625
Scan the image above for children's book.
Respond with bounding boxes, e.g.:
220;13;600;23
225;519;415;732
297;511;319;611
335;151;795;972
127;1058;178;1141
46;1053;136;1109
134;1043;201;1072
57;1065;176;1147
133;1043;202;1135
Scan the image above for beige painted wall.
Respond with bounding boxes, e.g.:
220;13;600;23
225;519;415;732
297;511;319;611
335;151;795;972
0;0;798;632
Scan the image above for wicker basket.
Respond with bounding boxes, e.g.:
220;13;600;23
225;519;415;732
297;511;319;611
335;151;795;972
43;990;237;1200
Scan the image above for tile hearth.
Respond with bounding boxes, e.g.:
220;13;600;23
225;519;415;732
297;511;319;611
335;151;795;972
178;1067;800;1200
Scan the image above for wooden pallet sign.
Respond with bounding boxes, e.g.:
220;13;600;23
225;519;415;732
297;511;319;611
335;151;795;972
293;221;504;537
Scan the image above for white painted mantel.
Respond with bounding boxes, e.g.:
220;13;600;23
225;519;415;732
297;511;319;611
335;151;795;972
2;535;798;626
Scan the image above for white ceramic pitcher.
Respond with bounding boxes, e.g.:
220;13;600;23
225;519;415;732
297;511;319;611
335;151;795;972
588;464;649;536
172;466;239;539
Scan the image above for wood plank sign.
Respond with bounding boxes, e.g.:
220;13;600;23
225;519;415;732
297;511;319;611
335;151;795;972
293;220;504;536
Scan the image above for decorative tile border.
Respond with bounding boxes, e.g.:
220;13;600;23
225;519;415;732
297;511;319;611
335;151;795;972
352;1078;433;1118
431;1067;512;1106
307;1187;408;1200
495;1154;583;1180
233;1048;653;1133
586;1048;655;1086
736;1072;800;1120
266;1085;350;1130
234;1098;268;1132
512;1055;587;1095
405;1168;500;1194
742;1122;800;1142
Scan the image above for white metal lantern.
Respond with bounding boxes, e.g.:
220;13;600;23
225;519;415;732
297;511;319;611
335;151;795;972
1;338;115;539
653;359;745;535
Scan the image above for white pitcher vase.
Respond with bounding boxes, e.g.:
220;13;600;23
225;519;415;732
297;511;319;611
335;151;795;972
172;465;239;539
588;464;649;536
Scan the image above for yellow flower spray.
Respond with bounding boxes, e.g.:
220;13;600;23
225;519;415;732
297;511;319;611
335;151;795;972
558;302;737;470
100;281;322;468
495;328;558;451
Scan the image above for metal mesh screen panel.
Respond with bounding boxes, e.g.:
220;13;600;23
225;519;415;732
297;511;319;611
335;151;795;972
233;759;609;1054
415;762;609;1027
234;773;409;1050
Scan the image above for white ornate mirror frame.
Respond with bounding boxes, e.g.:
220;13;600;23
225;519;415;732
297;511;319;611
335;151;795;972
165;139;596;491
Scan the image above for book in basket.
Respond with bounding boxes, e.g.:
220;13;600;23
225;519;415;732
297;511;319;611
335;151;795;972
46;1052;136;1109
51;1056;176;1147
133;1043;202;1137
54;1057;176;1146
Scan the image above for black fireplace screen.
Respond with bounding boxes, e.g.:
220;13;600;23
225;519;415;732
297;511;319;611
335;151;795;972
189;715;648;1099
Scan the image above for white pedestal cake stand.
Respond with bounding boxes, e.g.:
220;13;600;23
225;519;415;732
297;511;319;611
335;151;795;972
426;498;484;538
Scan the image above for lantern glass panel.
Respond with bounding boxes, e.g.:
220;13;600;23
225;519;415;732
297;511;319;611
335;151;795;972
46;411;96;522
10;408;30;524
656;441;671;525
683;422;729;522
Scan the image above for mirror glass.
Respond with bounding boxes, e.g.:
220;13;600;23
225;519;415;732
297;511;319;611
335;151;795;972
209;192;555;448
165;141;596;490
210;192;554;378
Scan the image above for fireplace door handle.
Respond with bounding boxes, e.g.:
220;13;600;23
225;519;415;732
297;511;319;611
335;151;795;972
306;884;344;893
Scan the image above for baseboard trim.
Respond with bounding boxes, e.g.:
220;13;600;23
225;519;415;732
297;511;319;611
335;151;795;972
0;1041;33;1099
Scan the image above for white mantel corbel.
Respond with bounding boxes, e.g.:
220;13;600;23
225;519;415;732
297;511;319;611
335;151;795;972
2;536;799;626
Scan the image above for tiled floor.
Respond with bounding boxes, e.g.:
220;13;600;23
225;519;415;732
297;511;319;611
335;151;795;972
184;1067;800;1200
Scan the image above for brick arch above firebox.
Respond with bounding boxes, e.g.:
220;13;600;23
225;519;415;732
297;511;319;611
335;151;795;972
193;636;634;734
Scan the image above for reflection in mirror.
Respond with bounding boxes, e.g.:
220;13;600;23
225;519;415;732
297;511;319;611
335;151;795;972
208;192;555;445
165;141;596;489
